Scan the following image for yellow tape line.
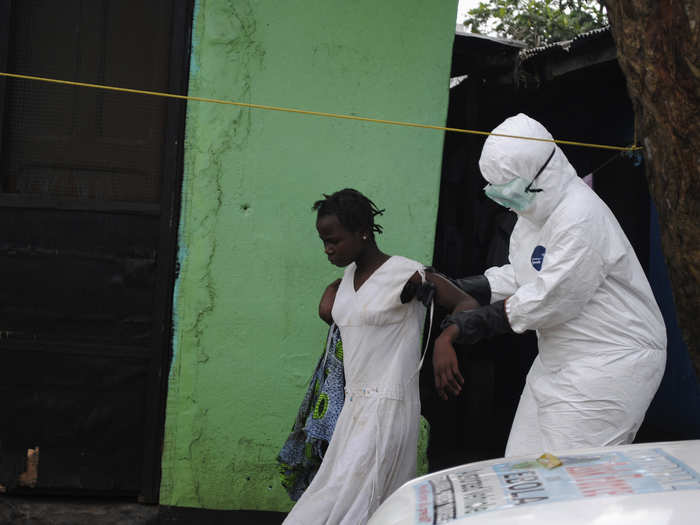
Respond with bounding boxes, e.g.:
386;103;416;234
0;72;642;152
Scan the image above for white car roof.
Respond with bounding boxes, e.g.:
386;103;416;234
368;440;700;525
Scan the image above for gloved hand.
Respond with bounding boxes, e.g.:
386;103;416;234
433;300;514;400
449;274;491;307
440;300;513;344
400;272;436;306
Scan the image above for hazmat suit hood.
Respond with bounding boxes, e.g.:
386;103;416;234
479;113;578;225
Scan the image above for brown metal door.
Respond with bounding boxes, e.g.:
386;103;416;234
0;0;192;501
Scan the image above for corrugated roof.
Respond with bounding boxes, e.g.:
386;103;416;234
569;25;613;54
454;25;526;49
519;25;612;61
448;26;616;84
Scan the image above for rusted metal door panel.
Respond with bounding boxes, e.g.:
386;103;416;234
0;0;192;500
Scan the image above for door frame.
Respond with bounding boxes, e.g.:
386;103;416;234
139;0;194;503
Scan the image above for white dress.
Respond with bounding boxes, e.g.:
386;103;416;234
283;256;426;525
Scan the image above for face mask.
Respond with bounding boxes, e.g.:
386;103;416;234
483;148;556;211
484;177;536;211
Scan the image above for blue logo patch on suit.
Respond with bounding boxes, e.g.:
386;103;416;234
531;245;546;271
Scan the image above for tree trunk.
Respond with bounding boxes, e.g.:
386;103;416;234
604;1;699;377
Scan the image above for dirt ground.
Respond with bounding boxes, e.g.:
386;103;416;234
0;496;286;525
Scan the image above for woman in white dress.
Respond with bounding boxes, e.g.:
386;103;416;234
283;189;474;525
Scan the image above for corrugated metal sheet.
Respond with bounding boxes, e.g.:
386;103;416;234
455;25;526;49
520;26;612;62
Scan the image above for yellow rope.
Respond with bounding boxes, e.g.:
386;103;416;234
0;72;642;152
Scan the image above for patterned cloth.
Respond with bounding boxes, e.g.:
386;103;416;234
278;323;345;501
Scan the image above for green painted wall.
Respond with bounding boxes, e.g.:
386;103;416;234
160;0;458;511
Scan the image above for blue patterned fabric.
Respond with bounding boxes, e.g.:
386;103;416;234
277;323;345;501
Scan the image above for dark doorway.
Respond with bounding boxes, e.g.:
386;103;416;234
0;0;193;502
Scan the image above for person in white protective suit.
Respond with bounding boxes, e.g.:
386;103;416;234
430;113;667;457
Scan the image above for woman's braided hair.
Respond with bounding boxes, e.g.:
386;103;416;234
312;188;385;239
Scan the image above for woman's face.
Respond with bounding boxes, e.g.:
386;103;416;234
316;214;366;267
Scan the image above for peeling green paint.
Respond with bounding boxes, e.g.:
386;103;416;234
161;0;459;511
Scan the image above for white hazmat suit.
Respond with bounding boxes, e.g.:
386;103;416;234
459;114;667;456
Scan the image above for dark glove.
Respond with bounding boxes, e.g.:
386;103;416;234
440;300;513;344
449;274;491;307
400;279;435;306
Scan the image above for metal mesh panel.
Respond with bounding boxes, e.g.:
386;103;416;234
1;0;170;203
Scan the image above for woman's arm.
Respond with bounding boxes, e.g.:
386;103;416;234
427;272;480;313
402;270;480;313
401;270;479;400
433;325;463;400
319;279;341;324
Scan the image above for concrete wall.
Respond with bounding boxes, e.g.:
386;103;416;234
160;0;458;511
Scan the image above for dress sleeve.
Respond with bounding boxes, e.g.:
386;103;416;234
505;231;606;333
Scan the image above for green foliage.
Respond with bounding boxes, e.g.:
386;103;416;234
463;0;608;47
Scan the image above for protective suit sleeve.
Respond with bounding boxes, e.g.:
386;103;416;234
506;231;607;333
484;264;518;302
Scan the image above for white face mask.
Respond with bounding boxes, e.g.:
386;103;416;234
483;148;556;211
